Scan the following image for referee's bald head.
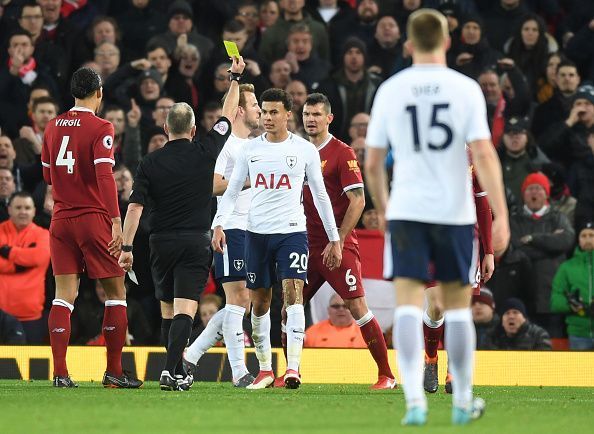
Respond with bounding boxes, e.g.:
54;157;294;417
166;102;196;136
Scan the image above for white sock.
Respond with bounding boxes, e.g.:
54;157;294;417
285;304;305;372
185;308;225;365
251;309;272;371
423;309;444;328
394;306;427;411
444;308;475;410
222;304;248;381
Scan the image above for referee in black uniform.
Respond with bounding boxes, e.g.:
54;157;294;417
119;56;246;391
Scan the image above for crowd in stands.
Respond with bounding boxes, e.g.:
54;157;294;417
0;0;592;350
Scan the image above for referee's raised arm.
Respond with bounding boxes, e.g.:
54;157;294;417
222;56;246;121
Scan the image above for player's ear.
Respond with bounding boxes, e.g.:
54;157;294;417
327;113;334;125
444;36;451;51
97;87;103;100
164;123;170;137
190;124;196;139
404;39;413;57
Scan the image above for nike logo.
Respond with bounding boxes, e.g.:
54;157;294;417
236;332;243;336
250;158;262;163
291;329;305;334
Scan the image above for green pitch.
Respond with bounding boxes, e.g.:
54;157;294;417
1;381;593;434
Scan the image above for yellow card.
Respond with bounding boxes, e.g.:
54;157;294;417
223;40;240;58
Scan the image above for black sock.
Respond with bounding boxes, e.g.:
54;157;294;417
165;314;193;375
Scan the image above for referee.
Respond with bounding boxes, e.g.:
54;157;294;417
119;56;246;391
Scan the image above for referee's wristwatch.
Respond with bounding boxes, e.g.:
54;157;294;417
229;72;242;82
121;245;133;253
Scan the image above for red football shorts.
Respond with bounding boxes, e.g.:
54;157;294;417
304;243;365;303
49;212;124;279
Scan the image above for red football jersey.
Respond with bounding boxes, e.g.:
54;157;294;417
42;108;116;220
303;136;364;246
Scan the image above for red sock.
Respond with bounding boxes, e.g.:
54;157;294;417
48;303;72;377
360;317;394;379
103;303;128;376
423;321;444;359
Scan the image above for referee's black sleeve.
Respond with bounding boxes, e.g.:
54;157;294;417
129;160;149;206
202;116;232;160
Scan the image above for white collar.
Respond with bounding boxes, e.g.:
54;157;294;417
316;134;333;151
70;106;95;113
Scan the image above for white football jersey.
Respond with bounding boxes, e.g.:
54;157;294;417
212;133;251;230
213;132;339;240
366;64;491;225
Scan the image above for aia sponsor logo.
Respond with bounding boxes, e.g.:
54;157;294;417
254;173;292;189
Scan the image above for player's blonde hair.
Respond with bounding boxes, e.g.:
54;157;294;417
407;8;448;53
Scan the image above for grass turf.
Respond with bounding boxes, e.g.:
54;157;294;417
1;381;592;434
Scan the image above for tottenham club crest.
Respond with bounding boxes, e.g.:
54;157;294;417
286;156;297;168
247;272;256;283
234;259;244;271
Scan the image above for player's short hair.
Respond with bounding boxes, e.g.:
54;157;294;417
32;96;58;112
304;93;332;114
221;83;255;109
8;191;34;206
261;88;293;112
71;67;102;100
407;9;448;53
166;102;195;135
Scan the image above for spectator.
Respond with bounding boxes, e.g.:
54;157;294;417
259;0;281;32
471;288;499;350
551;221;594;350
504;14;556;96
367;15;402;80
103;104;142;169
532;60;581;139
37;0;79;72
329;0;379;66
284;23;331;90
536;52;562;104
497;116;549;208
539;83;594;169
484;0;531;52
0;30;58;137
146;127;168;154
146;0;214;66
258;0;330;64
147;45;173;89
268;59;292;89
478;67;531;147
73;16;123;70
311;0;354;28
305;294;367;348
448;14;501;80
393;0;422;38
360;208;379;230
0;192;50;343
0;135;43;194
151;96;174;130
0;168;16;222
285;80;308;114
565;18;594;83
196;101;223;141
93;41;121;81
14;96;58;165
348;112;369;142
488;298;552;350
438;1;463;51
0;309;26;344
541;162;577;226
202;63;231;106
568;129;594;228
510;172;575;335
317;37;381;141
488;243;535;307
235;1;261;49
166;43;202;111
116;0;167;61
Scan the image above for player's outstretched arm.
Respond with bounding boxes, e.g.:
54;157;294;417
469;138;510;254
363;147;389;230
118;203;143;271
221;56;246;121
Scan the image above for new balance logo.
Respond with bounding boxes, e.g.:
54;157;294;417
103;326;116;331
349;285;357;292
51;328;66;333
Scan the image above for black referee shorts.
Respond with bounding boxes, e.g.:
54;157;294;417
149;231;212;302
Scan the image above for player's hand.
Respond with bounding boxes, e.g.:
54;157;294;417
118;251;134;272
108;219;123;257
127;98;141;128
481;253;495;283
322;240;342;271
212;226;226;253
491;217;510;257
229;55;246;75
